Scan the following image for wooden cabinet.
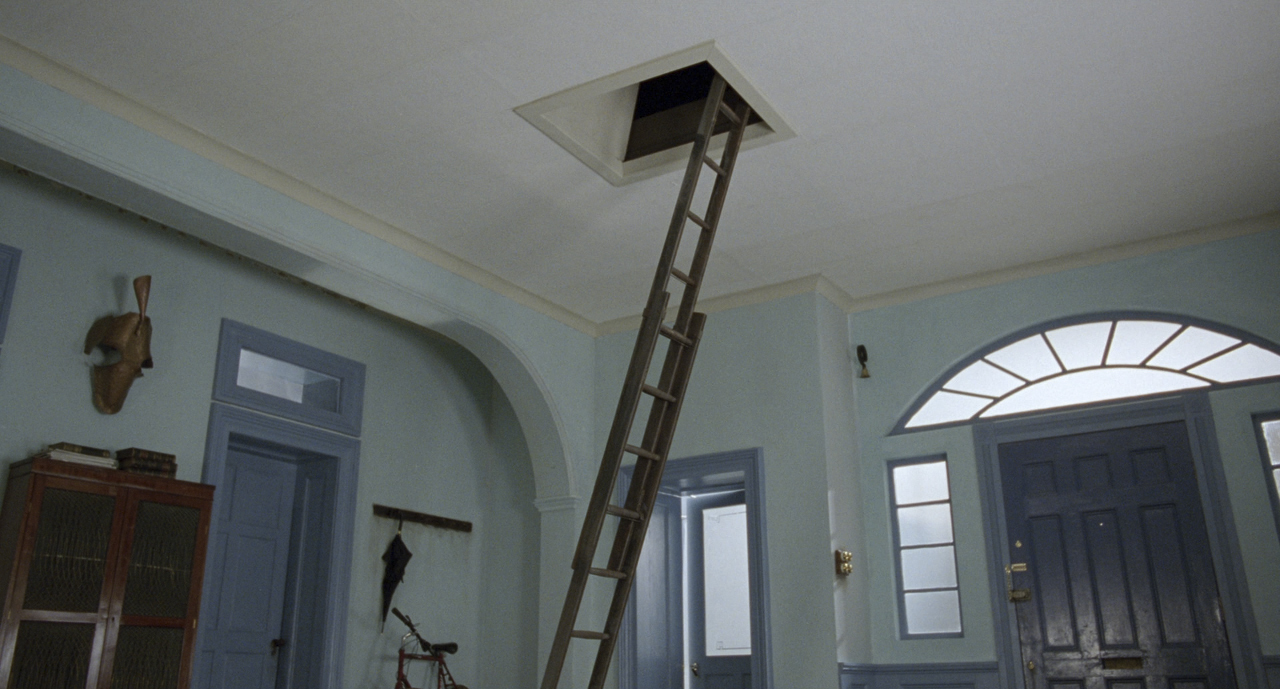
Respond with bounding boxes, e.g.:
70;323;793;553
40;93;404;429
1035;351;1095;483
0;457;214;689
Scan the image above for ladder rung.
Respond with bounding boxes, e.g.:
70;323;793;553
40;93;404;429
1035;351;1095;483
589;567;628;580
659;325;693;347
624;444;660;461
571;630;610;641
670;268;695;286
606;504;643;520
641;384;677;403
686;210;712;231
717;100;741;124
702;155;727;177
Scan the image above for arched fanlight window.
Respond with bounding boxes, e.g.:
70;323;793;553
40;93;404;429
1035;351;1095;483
895;313;1280;433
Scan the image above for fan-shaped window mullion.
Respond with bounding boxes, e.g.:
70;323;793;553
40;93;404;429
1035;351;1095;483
896;314;1280;433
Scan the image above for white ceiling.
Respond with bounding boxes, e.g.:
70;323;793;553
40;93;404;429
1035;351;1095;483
2;0;1278;326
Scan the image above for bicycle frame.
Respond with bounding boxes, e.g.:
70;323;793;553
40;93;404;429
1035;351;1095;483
391;608;465;689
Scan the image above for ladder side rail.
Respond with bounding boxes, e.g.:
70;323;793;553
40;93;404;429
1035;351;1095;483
674;100;752;329
540;561;594;689
588;312;709;689
571;291;670;569
648;75;728;302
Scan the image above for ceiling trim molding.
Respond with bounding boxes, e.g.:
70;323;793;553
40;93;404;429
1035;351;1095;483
842;212;1280;314
596;273;855;336
0;37;598;336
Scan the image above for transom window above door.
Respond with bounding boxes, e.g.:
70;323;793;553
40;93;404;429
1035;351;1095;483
897;314;1280;432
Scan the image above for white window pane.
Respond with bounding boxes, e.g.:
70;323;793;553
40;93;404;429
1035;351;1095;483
1188;344;1280;383
1106;321;1181;365
897;504;954;546
905;391;991;428
1265;420;1280;466
237;349;340;411
901;546;957;590
1273;468;1280;494
985;335;1061;382
893;461;950;506
703;504;752;657
980;368;1208;418
1146;326;1239;371
943;359;1023;398
1045;322;1112;371
903;590;962;634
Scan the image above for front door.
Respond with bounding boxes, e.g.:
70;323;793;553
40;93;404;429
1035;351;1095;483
687;489;751;689
195;448;297;689
998;421;1235;689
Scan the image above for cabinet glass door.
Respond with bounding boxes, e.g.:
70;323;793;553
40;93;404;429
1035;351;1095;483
23;489;115;613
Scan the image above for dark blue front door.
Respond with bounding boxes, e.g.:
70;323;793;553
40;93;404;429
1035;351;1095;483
999;421;1235;689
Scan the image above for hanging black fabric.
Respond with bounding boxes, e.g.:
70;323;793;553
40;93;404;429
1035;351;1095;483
380;530;412;632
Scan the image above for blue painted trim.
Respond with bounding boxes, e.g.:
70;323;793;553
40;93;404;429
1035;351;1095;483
972;394;1267;689
1253;411;1280;544
1264;655;1280;689
617;447;772;689
200;403;360;689
885;455;963;640
838;661;999;689
212;319;366;436
0;243;21;345
892;311;1280;435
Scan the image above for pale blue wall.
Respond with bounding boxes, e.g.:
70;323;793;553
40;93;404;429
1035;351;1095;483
596;293;845;689
0;165;541;687
847;224;1280;664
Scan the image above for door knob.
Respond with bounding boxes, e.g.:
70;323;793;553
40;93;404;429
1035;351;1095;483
690;662;699;677
270;638;287;656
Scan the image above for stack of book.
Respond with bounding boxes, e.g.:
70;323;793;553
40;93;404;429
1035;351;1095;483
116;448;177;478
38;442;119;469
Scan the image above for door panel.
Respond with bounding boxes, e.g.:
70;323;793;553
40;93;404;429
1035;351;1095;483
688;490;750;689
196;450;297;689
631;490;683;689
999;421;1233;689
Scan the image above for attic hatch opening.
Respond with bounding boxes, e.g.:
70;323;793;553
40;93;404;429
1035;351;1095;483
625;62;764;161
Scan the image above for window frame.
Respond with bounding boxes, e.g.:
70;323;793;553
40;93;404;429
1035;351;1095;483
887;454;964;639
1253;411;1280;542
212;319;365;436
0;243;21;347
892;311;1280;435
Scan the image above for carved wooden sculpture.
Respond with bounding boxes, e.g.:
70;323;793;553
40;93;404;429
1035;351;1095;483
84;276;153;414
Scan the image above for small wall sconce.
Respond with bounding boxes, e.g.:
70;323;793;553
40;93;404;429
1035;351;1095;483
835;549;853;577
856;345;870;378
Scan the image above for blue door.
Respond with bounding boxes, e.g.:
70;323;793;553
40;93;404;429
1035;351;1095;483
687;489;751;689
195;449;298;689
999;421;1235;689
630;489;683;688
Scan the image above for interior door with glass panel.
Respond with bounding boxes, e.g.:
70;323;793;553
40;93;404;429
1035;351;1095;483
687;489;751;689
999;421;1235;689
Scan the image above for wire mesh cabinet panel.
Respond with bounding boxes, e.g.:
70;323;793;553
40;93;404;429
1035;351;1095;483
0;458;214;689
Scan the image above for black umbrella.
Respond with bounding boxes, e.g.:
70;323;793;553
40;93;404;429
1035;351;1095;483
380;523;413;632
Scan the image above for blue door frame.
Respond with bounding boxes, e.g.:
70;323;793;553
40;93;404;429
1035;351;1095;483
617;447;772;689
974;394;1267;689
198;403;360;689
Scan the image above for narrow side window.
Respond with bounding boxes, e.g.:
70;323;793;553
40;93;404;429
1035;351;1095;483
0;243;21;349
888;455;963;638
1255;413;1280;540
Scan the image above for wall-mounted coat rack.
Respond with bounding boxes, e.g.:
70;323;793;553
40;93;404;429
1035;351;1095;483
373;503;472;533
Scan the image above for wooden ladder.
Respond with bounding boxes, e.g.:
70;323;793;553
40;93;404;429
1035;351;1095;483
540;74;752;689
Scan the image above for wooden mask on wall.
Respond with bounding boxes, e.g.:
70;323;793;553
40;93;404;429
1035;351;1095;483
84;276;153;414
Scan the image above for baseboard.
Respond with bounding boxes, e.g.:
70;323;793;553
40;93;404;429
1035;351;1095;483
838;661;1001;689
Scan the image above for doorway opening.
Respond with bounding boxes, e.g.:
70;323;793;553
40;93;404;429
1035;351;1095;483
618;448;771;689
194;403;360;689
